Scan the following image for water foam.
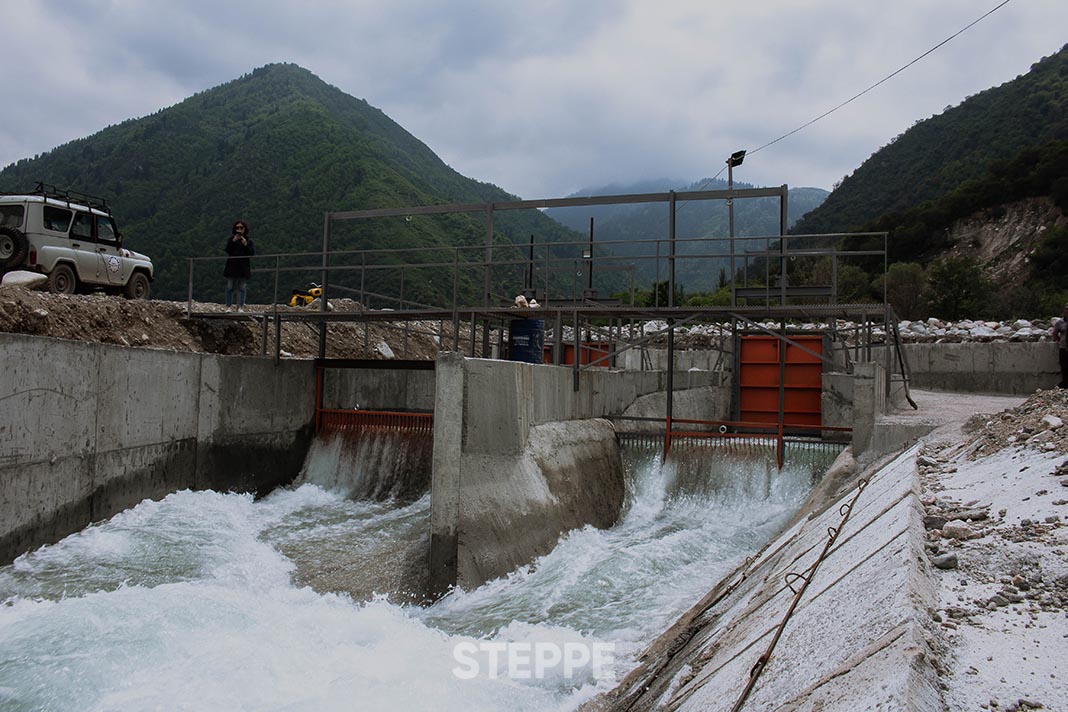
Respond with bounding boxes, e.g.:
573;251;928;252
0;448;818;711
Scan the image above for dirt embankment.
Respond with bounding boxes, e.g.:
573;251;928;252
0;286;450;359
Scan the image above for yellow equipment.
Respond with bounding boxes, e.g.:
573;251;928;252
288;283;323;307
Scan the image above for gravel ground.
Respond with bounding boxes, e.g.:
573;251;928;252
915;389;1068;711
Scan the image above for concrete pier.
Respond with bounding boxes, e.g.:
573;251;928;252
428;353;722;595
0;334;314;564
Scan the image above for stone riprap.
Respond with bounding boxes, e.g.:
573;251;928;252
547;318;1054;349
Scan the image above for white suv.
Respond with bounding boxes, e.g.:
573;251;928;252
0;184;153;298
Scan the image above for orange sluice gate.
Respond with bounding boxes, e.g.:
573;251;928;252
739;335;823;428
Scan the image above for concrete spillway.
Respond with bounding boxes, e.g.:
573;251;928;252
0;442;827;711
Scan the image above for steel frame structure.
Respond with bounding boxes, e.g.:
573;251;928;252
186;188;910;450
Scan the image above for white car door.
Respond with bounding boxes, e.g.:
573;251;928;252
95;216;128;286
69;211;104;284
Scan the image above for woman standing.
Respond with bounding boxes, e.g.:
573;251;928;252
223;220;254;311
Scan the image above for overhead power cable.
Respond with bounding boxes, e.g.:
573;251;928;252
680;0;1013;206
748;0;1013;157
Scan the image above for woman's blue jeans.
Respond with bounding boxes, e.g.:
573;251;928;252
225;278;248;307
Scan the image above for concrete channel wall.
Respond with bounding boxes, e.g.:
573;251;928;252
0;333;315;564
429;353;725;595
322;367;436;412
896;342;1058;394
592;445;940;711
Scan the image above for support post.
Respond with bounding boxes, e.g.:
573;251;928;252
318;212;331;358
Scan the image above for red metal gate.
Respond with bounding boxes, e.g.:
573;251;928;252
738;335;823;428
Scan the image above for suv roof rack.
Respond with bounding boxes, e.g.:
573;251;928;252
29;182;113;214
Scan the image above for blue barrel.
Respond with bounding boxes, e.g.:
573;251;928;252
508;319;545;364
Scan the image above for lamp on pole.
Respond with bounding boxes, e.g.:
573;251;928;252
727;149;746;307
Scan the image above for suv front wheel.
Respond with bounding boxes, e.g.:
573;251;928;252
0;226;28;270
124;271;150;300
48;264;78;294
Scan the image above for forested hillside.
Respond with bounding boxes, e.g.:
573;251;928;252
0;64;579;303
794;44;1068;235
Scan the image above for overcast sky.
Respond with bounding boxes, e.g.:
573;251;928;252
2;1;1065;199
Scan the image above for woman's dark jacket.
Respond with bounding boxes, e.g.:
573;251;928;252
223;237;255;279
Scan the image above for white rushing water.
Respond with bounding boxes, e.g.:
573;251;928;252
0;447;824;711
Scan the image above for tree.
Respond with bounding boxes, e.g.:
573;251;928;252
873;262;928;319
926;256;991;319
836;264;874;303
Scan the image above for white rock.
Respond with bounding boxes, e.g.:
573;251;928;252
942;520;976;539
1013;319;1032;329
1041;415;1063;430
1;270;49;289
1028;430;1054;443
376;341;395;359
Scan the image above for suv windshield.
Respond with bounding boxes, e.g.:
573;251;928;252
0;205;23;229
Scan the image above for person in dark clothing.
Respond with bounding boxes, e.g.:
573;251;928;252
1053;304;1068;388
223;220;254;311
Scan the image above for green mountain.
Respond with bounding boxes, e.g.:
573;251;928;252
546;179;828;293
793;44;1068;235
0;63;579;305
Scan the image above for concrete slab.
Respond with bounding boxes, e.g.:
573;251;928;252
588;446;943;712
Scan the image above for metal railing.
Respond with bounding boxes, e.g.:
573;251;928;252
612;416;852;469
316;408;434;435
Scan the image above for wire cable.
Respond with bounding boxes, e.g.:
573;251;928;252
677;0;1012;212
748;0;1012;157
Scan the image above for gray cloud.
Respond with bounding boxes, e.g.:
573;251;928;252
2;0;1065;199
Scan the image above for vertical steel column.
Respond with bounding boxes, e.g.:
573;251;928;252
527;234;535;292
318;212;331;358
778;318;787;443
780;235;788;306
272;255;280;310
779;185;789;236
274;312;282;364
314;364;324;433
260;316;268;356
884;232;892;398
665;191;676;457
884;304;894;398
573;310;580;391
587;217;594;293
451;249;458;316
780;186;789;307
482;205;494;356
484;205;494;307
668;191;676;309
554;311;563;364
728;166;736;308
469;312;477;357
186;258;194;317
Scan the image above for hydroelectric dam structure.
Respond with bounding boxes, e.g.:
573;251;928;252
4;186;1055;710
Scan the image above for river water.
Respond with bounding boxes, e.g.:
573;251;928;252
0;445;828;711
